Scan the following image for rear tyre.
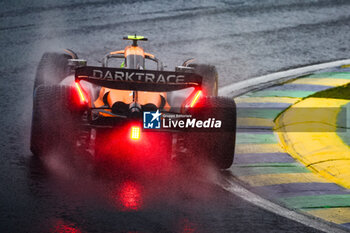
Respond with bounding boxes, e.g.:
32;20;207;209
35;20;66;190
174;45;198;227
184;96;236;169
30;85;82;157
34;52;72;91
188;64;218;96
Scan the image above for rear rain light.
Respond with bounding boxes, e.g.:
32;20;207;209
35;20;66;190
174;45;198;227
130;126;141;140
75;81;87;103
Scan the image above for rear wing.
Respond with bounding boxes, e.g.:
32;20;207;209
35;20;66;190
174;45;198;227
75;66;202;92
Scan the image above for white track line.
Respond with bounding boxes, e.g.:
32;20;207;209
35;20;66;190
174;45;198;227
222;178;348;233
219;59;350;233
219;59;350;97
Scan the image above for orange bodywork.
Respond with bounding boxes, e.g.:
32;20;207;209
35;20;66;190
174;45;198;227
110;47;155;58
124;45;145;58
107;89;133;106
94;88;170;114
144;52;154;58
94;45;169;115
110;50;124;55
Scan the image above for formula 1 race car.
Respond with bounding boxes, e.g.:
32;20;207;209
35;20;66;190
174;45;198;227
30;35;236;169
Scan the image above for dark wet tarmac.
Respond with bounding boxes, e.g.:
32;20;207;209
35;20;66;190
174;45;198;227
1;0;350;232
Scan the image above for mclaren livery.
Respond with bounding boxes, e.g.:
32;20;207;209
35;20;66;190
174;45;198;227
89;69;186;84
30;35;237;169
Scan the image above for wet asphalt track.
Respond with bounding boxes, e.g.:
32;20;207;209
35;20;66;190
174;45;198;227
1;0;350;232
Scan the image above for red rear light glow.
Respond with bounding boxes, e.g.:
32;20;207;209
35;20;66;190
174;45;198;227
190;90;202;108
52;219;82;233
130;126;140;140
75;82;86;103
116;181;143;211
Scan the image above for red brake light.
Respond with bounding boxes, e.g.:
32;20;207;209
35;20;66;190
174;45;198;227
75;82;87;103
130;126;140;140
189;90;202;108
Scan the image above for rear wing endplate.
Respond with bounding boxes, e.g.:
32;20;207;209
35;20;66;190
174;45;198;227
75;66;202;92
